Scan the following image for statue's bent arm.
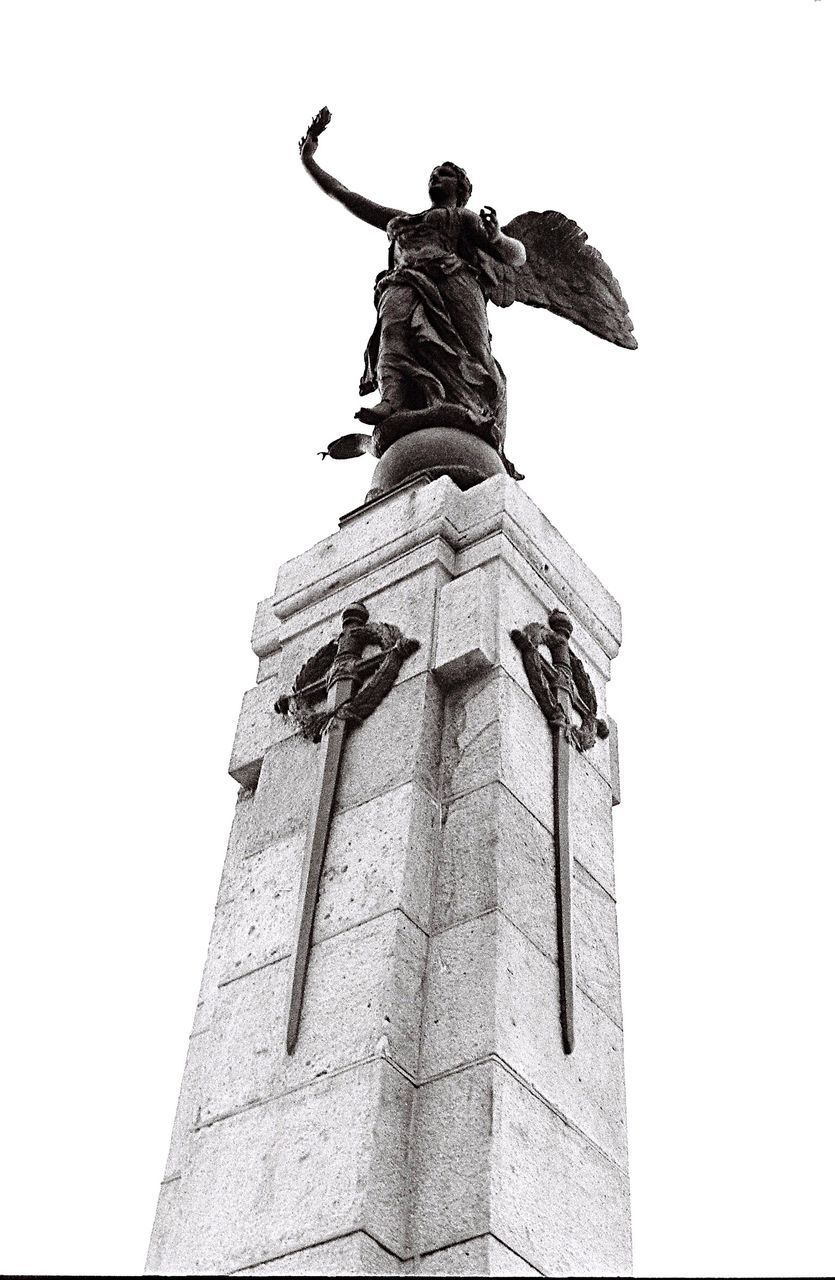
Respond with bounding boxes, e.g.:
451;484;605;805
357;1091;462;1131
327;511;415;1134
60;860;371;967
463;207;526;268
301;154;405;232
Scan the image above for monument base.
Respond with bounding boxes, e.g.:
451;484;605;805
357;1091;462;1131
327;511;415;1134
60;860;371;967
146;474;630;1276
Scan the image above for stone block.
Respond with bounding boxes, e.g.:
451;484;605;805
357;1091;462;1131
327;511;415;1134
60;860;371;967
570;751;616;900
162;1027;209;1181
271;479;461;621
246;673;441;862
244;668;440;850
229;674;294;789
212;782;436;986
433;782;553;960
417;1234;540;1277
433;566;497;687
237;1231;403;1275
410;1062;493;1253
452;477;621;661
439;672;616;901
227;670;293;788
485;541;612;689
148;1060;413;1275
500;481;622;656
245;733;318;859
336;673;443;814
411;1061;630;1275
575;862;623;1028
491;1065;631;1276
146;1179;187;1276
419;912;627;1169
198;910;426;1125
433;783;622;1029
440;670;552;828
186;793;257;1037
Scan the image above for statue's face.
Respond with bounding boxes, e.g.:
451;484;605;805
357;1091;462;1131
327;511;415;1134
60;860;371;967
428;165;461;207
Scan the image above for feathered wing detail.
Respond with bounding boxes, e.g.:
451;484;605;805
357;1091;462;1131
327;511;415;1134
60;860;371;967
480;210;638;350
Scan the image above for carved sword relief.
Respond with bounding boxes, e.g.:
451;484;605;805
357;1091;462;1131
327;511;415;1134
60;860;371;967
275;601;419;1053
511;608;609;1054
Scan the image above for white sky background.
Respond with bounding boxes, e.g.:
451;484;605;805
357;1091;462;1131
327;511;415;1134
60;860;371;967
1;1;833;1275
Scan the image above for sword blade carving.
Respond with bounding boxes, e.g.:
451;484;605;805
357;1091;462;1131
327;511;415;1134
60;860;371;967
285;602;368;1054
553;723;575;1054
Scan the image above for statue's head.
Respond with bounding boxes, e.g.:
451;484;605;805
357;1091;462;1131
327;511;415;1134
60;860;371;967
428;162;472;208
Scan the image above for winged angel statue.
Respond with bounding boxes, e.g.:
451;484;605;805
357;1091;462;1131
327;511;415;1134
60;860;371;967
299;108;636;489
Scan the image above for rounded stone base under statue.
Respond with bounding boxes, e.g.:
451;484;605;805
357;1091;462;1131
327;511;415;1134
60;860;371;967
365;427;508;503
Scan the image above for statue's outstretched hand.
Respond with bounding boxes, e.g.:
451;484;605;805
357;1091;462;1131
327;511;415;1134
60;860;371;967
299;106;332;162
479;205;500;242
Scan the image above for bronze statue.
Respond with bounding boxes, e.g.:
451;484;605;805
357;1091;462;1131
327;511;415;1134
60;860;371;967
299;107;636;495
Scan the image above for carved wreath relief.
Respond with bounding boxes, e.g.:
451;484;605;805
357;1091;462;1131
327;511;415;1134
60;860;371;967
276;611;419;742
511;608;609;753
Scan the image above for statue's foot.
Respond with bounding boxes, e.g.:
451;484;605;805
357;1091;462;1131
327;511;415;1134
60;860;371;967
355;398;400;426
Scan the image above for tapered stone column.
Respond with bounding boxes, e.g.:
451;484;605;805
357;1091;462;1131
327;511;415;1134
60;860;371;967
146;474;630;1277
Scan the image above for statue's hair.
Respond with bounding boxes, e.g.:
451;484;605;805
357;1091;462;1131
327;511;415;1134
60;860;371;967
434;161;472;207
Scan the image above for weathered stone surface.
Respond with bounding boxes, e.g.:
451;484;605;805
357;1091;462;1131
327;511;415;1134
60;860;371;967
410;1063;493;1252
492;1065;631;1276
271;479;460;621
198;911;426;1124
213;782;436;984
420;912;627;1168
453;479;621;661
440;670;552;828
245;733;318;858
236;1231;403;1275
336;673;442;814
229;673;295;789
434;782;553;956
147;1060;413;1275
439;669;616;889
433;565;497;687
474;541;613;689
575;862;622;1027
417;1234;541;1277
243;674;441;860
434;780;620;1018
189;792;256;1037
570;751;617;899
411;1061;630;1275
162;1027;209;1181
491;479;621;655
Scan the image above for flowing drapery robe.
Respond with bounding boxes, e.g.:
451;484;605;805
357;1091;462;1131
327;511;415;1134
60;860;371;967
359;207;515;467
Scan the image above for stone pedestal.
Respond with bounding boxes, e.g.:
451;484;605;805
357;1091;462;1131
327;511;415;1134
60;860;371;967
146;474;630;1277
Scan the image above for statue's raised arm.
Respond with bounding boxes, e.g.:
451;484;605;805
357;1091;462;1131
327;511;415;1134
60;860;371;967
299;108;406;232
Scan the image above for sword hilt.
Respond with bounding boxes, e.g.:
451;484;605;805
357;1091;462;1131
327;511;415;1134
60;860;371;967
327;601;370;691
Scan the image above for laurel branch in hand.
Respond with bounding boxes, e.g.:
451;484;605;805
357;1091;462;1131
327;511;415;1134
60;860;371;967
299;106;332;157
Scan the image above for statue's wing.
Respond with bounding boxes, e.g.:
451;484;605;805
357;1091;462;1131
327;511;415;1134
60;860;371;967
481;210;637;350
